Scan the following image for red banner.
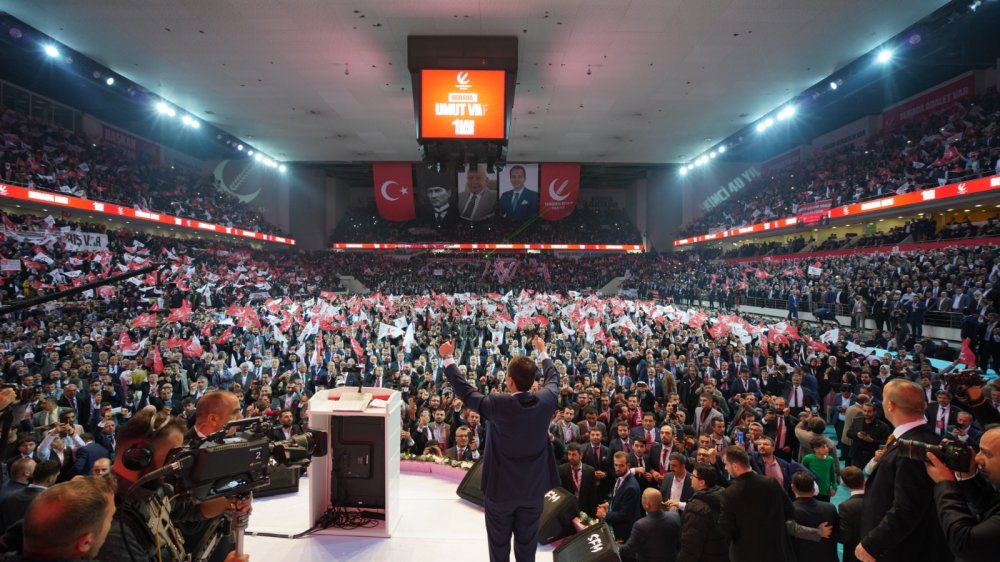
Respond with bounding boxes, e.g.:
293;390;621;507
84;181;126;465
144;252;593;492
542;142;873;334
722;236;1000;264
373;163;416;222
101;124;161;164
882;73;975;130
331;242;643;252
539;163;580;221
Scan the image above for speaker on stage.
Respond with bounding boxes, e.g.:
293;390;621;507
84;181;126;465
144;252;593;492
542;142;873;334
552;522;621;562
537;487;580;544
456;458;486;507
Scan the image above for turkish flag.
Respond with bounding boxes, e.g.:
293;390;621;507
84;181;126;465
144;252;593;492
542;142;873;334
373;163;416;221
539;163;580;221
959;337;976;366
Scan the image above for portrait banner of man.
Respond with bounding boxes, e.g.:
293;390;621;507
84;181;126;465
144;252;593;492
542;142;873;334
415;164;458;227
497;163;539;222
457;163;498;222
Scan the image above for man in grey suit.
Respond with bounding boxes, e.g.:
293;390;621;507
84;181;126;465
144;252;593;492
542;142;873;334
442;336;559;562
458;164;497;221
618;488;681;562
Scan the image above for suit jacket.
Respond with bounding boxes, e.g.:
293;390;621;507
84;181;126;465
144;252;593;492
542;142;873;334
428;421;451;449
443;445;475;461
719;471;797;562
659;472;695;504
693;407;723;435
933;476;1000;562
72;442;110;476
792;497;839;562
94;432;117;457
559;462;599;517
605;472;642;541
926;403;961;436
576;420;607;444
444;358;559;503
629;425;660;445
860;423;951;562
838;493;865;562
457;189;498;221
618;509;682;562
0;485;42;532
498;188;539;221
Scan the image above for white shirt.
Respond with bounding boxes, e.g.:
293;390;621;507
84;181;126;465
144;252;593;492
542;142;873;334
669;473;688;510
892;418;929;440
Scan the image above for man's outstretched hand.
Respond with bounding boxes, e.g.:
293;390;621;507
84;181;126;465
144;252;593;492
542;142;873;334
438;340;455;358
533;336;546;355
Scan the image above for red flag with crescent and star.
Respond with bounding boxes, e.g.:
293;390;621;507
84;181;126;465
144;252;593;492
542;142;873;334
373;163;416;222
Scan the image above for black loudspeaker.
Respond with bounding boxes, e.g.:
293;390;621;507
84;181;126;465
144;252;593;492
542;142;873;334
537;487;580;545
552;522;621;562
456;458;486;507
255;465;301;498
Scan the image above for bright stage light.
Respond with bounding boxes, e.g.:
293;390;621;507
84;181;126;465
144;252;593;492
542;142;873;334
43;44;60;58
877;49;893;63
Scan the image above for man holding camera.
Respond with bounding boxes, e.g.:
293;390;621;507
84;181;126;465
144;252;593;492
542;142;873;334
925;426;1000;561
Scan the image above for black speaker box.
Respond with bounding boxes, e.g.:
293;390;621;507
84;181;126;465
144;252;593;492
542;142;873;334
256;465;302;498
456;458;486;507
552;522;621;562
537;487;580;545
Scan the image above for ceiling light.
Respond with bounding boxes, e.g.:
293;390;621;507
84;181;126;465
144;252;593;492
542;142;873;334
756;123;767;133
237;144;244;151
679;167;688;176
254;153;263;162
829;81;838;90
155;102;176;117
279;165;287;173
43;44;60;58
777;106;796;121
877;49;893;64
717;145;726;154
105;77;115;86
709;151;717;158
247;150;254;156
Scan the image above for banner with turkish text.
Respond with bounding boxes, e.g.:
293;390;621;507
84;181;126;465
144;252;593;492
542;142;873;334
539;163;580;221
101;124;161;164
373;163;416;222
882;73;975;130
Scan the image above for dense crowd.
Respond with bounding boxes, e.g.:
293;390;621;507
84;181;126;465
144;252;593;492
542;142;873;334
330;205;644;245
0;105;285;235
680;90;1000;237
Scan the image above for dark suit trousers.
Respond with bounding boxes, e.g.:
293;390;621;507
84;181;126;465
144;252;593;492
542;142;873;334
485;497;542;562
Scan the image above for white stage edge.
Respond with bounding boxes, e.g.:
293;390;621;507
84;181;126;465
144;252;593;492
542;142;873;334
245;473;559;561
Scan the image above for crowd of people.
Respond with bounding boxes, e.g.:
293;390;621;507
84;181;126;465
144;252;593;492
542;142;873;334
330;206;644;245
679;90;1000;238
0;105;285;236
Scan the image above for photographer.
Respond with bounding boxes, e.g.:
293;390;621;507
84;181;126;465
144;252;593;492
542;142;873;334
98;406;247;562
925;427;1000;562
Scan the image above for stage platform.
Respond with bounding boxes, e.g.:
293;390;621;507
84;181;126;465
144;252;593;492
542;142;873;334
245;472;559;561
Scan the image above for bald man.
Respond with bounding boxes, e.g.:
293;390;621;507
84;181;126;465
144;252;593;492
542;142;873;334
856;379;951;562
618;488;681;562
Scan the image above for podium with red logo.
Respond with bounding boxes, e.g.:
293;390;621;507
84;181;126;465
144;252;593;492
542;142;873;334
307;387;402;537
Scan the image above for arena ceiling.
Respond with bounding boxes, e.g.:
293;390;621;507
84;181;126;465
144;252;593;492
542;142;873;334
0;0;973;166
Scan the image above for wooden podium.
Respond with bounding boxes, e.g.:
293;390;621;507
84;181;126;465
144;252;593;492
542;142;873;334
307;387;402;537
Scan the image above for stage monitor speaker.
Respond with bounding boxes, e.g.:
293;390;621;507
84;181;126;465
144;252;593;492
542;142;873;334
256;465;301;498
456;458;485;507
330;416;386;509
537;487;580;544
552;522;621;562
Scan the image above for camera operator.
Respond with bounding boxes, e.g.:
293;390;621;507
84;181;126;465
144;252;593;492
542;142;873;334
182;391;250;562
97;406;248;562
925;427;1000;562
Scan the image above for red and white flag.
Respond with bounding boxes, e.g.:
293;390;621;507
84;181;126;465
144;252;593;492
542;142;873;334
539;163;580;221
959;337;976;366
373;163;416;222
118;330;142;356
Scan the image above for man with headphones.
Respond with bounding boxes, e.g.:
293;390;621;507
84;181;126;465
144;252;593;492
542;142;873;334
96;405;248;562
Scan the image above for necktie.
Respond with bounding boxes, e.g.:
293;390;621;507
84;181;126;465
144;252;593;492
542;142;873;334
885;434;896;448
462;194;479;219
572;467;581;495
647;429;653;443
511;191;519;212
661;449;668;471
777;417;785;449
594;446;601;468
458;447;464;459
613;477;623;501
937;409;947;435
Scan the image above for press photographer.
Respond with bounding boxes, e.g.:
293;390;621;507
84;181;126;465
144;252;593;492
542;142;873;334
97;406;247;562
925;427;1000;562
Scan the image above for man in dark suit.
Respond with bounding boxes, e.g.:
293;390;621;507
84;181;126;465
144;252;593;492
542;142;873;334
857;379;951;562
71;433;109;477
618;488;681;562
0;459;60;532
719;446;812;562
498;165;539;221
582;428;613;500
838;466;866;562
596;451;642;542
763;402;799;462
660;452;695;509
270;409;302;441
925;390;961;438
790;471;839;562
559;443;598;517
926;426;1000;561
441;337;559;562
